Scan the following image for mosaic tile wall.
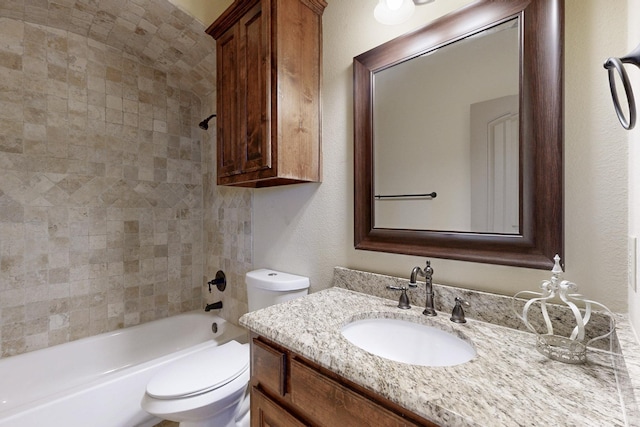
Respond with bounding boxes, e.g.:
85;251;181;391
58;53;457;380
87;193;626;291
0;0;217;96
0;15;208;358
201;93;253;326
203;183;253;324
0;0;256;359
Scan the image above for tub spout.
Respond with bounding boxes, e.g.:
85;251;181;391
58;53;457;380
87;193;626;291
205;301;223;311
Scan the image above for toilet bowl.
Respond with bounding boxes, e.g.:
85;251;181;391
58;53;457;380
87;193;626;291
142;269;310;427
141;341;250;427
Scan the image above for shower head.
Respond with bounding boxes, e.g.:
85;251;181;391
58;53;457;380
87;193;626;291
199;114;216;130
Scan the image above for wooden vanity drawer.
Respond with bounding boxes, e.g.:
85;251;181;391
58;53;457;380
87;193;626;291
251;387;308;427
288;358;423;427
252;338;287;397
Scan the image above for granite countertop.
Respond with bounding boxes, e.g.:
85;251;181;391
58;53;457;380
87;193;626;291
240;286;637;427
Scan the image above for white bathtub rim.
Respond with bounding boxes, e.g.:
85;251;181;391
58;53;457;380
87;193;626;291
0;312;247;423
0;340;229;422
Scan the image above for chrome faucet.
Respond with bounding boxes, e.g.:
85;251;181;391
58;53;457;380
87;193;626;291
409;260;437;316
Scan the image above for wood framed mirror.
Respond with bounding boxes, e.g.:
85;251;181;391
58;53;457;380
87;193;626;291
353;0;564;269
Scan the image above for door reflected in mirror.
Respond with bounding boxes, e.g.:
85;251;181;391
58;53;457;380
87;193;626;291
373;19;520;233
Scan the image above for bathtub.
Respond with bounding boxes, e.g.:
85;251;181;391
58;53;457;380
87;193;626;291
0;311;247;427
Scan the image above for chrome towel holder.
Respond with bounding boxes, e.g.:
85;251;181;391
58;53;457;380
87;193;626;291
604;43;640;130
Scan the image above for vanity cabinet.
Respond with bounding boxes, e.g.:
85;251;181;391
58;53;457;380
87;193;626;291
206;0;325;188
250;335;439;427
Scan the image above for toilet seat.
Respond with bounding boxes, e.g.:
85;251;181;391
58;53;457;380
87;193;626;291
146;340;249;399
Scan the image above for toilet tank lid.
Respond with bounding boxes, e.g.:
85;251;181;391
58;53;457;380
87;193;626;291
246;269;310;291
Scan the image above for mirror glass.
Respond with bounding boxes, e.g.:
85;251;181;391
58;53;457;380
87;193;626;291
354;0;564;270
373;19;520;233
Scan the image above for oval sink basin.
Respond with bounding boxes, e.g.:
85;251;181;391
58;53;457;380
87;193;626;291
341;318;475;367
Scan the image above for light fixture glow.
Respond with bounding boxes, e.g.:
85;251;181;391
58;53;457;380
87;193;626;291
374;0;415;25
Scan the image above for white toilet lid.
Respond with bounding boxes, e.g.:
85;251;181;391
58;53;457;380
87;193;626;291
146;340;249;399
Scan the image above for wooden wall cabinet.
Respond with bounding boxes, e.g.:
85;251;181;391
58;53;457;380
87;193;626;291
206;0;326;188
250;335;440;427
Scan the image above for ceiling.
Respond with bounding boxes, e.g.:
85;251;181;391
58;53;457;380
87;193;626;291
168;0;233;25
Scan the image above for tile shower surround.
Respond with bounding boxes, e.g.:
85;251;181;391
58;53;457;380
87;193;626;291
0;0;253;358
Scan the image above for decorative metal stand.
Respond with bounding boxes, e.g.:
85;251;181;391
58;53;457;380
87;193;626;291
513;255;615;364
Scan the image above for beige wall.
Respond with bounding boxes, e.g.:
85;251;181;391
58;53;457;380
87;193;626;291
254;0;630;312
1;0;633;358
628;0;640;334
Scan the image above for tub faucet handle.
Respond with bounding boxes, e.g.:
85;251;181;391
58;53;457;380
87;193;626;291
450;297;470;323
207;270;226;293
387;285;411;309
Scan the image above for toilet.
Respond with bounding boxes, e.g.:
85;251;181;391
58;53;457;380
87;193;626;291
141;269;310;427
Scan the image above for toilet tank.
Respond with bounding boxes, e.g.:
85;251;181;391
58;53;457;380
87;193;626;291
246;269;310;312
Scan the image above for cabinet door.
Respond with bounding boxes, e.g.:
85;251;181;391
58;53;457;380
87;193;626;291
209;0;324;187
251;387;308;427
216;24;241;179
252;338;286;397
289;359;425;427
238;0;272;175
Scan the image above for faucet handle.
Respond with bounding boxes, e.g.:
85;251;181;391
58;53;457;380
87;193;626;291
450;297;470;323
386;285;411;309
